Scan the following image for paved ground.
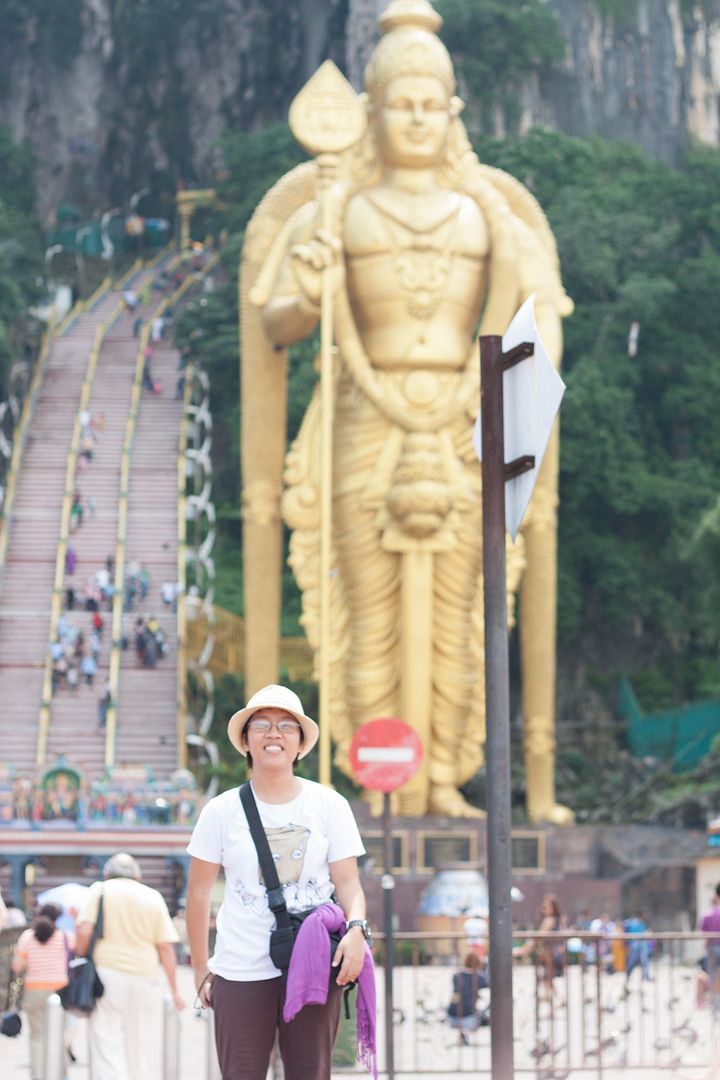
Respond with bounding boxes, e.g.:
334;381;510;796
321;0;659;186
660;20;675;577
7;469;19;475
3;965;719;1078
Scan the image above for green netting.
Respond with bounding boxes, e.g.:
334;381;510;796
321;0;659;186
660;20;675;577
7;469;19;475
619;676;720;769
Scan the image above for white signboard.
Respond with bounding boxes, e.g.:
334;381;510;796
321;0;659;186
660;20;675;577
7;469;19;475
473;295;566;540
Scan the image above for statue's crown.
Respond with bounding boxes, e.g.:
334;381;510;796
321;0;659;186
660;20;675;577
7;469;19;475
379;0;442;34
366;0;455;100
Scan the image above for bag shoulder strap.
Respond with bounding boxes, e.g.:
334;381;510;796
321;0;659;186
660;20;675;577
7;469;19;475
87;891;104;960
239;783;291;929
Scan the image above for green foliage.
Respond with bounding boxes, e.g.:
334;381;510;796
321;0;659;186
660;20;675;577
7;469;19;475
436;0;566;132
218;124;306;236
474;131;720;694
175;124;314;636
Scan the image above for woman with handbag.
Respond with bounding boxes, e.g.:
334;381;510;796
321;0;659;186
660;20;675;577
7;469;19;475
12;903;73;1079
186;684;372;1080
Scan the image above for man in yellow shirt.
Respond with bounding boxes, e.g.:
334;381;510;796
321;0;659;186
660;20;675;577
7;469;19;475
76;852;185;1079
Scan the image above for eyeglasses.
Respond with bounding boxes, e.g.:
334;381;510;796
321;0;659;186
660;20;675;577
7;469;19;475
245;718;302;735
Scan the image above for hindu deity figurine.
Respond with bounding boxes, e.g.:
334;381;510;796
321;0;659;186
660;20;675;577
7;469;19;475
241;0;574;823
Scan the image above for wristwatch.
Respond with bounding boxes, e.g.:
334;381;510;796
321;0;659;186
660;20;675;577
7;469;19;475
346;919;373;947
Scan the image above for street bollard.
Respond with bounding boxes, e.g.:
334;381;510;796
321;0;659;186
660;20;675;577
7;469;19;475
43;993;66;1080
162;994;180;1080
205;1007;222;1080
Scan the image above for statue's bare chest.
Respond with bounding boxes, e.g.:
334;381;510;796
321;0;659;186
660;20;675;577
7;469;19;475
343;188;488;329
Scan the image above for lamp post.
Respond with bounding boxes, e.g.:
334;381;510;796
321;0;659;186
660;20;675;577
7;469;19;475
100;207;122;275
129;187;150;213
44;244;64;273
44;245;65;312
74;226;91;299
130;187;150;257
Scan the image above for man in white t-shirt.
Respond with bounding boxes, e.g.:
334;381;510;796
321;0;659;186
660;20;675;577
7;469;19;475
76;852;184;1079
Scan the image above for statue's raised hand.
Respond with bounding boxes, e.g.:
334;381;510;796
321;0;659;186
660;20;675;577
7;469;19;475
290;228;344;310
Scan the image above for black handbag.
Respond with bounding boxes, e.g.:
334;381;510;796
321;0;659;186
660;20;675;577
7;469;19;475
59;893;105;1016
1;973;23;1037
239;784;346;988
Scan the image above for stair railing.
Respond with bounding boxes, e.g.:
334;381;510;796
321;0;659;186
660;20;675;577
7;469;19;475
36;297;124;766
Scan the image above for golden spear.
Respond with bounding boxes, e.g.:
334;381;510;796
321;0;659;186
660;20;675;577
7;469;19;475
288;61;366;786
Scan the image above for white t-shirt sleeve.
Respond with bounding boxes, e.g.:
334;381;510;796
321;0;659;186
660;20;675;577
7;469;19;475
187;797;224;864
325;789;365;864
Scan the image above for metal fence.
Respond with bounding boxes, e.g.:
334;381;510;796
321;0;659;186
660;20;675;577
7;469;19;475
339;930;719;1077
3;927;718;1078
0;926;23;1007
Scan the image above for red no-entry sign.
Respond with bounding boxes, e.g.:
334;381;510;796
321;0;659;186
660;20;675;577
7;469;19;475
349;717;423;793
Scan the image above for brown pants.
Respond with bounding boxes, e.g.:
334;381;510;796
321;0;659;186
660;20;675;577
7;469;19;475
213;975;342;1080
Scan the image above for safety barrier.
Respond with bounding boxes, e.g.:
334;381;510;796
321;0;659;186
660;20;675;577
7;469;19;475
36;301;123;766
162;994;181;1079
104;253;220;768
182;364;218;792
176;371;193;770
38;988;183;1079
353;928;719;1076
0;926;23;1006
42;993;65;1080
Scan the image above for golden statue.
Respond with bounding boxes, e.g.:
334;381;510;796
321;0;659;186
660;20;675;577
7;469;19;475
241;0;574;823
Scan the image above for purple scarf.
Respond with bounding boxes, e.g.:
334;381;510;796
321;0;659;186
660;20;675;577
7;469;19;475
283;902;377;1079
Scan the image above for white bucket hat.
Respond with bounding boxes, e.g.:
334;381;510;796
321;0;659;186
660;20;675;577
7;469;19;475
227;684;319;759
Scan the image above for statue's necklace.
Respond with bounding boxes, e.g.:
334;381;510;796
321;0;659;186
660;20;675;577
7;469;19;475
366;193;461;321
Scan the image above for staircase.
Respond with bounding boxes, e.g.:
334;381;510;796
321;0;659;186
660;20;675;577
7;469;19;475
0;258;188;787
0;295;116;776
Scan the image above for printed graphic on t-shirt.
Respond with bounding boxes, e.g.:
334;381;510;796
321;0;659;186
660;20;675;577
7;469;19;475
259;824;310;887
233;821;333;915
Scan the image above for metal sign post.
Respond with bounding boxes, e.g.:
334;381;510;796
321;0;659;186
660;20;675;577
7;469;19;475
476;297;565;1079
382;791;396;1080
480;334;535;1080
349;718;423;1080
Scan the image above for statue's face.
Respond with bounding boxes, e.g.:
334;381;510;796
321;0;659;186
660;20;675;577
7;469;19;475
375;74;451;168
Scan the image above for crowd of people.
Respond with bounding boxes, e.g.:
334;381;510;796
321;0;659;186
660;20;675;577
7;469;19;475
132;615;169;668
57;527;174;713
50;611;105;696
2;853;184;1079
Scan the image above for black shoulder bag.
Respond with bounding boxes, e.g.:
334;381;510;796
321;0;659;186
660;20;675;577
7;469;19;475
239;782;352;1002
59;892;105;1015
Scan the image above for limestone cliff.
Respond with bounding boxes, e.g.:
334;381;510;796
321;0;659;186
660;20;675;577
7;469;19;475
1;0;718;218
0;0;347;219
